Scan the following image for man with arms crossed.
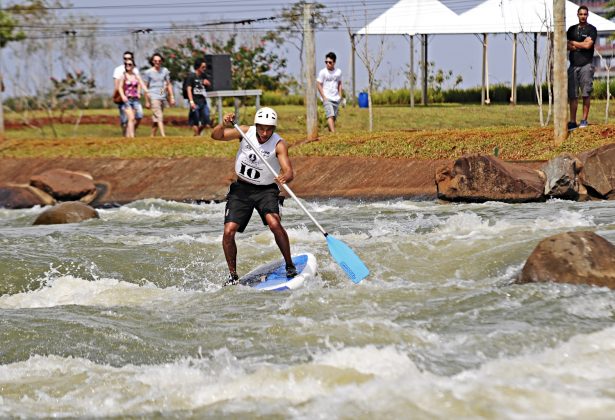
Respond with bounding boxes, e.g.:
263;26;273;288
567;5;597;130
211;107;297;286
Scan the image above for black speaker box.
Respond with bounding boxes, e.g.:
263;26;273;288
204;54;232;91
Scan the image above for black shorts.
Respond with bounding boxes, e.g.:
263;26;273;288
224;180;280;232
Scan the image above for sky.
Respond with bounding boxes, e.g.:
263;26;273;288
1;0;567;97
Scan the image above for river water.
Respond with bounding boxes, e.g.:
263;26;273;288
1;197;615;418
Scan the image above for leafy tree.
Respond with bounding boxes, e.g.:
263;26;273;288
606;1;615;19
0;8;25;48
156;32;288;91
0;0;49;48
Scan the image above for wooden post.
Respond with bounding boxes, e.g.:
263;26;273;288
409;35;415;108
511;33;518;105
303;3;318;140
553;0;568;144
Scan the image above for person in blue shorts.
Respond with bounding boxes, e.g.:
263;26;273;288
117;58;148;138
210;107;297;285
186;58;211;136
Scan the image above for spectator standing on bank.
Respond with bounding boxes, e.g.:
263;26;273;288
118;58;149;138
113;51;140;135
567;5;597;130
316;52;343;133
143;53;175;137
186;58;211;136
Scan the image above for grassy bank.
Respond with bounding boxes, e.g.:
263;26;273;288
2;103;614;160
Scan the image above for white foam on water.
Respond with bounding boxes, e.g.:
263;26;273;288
564;292;615;319
529;209;596;231
435;211;514;238
98;200;224;224
0;275;197;309
96;232;219;246
3;326;615;417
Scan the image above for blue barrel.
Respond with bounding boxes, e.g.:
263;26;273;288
358;92;368;108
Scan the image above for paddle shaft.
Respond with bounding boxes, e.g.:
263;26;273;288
233;123;328;237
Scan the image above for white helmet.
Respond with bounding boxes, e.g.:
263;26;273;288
254;107;278;126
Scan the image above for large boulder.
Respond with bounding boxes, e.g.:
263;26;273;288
33;201;99;225
517;231;615;289
0;184;56;209
30;168;97;203
541;153;582;200
435;155;545;203
578;143;615;199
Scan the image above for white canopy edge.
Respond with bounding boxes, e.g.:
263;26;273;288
356;0;615;35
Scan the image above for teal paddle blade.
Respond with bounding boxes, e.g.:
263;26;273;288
326;235;369;283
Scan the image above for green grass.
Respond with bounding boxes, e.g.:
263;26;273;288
2;103;615;160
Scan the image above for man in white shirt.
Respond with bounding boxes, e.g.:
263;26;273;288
316;52;343;133
113;51;140;135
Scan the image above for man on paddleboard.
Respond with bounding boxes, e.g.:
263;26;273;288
211;107;298;286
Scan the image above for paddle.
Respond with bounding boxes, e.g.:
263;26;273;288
233;122;369;283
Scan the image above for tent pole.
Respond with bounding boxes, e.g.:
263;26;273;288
421;34;428;106
410;35;415;108
511;33;518;106
533;33;538;102
482;33;487;106
351;34;356;104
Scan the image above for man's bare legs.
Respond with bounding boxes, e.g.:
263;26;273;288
222;214;293;279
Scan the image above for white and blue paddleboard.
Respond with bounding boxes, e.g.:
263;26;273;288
239;253;317;291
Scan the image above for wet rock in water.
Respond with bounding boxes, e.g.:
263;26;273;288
33;201;99;225
30;168;97;203
541;153;582;200
0;184;56;209
435;155;545;203
517;231;615;289
578;143;615;200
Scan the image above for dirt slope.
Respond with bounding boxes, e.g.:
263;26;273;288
0;157;543;204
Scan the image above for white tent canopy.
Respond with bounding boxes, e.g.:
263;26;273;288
353;0;615;106
357;0;615;35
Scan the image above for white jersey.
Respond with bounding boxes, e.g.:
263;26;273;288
317;67;342;102
235;126;282;186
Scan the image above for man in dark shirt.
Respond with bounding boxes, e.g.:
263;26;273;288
187;58;211;136
566;5;597;130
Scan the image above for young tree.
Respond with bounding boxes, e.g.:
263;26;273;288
518;8;554;127
4;1;106;136
277;1;330;88
342;8;386;132
0;0;41;140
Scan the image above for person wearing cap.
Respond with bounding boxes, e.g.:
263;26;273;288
211;107;297;286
